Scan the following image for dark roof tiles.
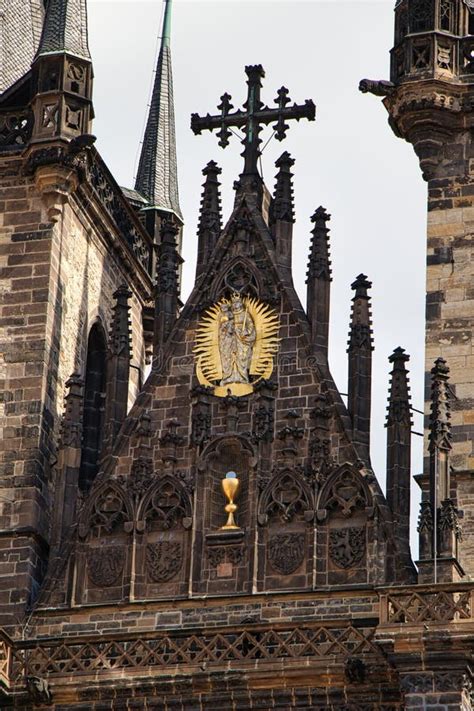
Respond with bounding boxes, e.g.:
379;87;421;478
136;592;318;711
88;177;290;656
37;0;91;60
135;1;182;220
0;0;44;93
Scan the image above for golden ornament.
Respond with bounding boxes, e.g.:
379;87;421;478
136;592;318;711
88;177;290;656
194;293;280;397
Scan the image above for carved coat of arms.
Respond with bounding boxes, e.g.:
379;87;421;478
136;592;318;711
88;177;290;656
329;526;365;569
268;533;305;575
146;541;183;582
86;546;125;587
194;293;279;397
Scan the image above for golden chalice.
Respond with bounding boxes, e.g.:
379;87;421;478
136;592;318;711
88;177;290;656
221;471;241;530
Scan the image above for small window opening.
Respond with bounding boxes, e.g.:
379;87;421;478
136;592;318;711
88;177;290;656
79;324;107;492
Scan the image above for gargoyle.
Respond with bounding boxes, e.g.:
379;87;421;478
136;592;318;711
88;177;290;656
26;675;53;703
359;79;395;97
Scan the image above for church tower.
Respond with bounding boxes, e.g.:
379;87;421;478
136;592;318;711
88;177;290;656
0;0;156;627
362;0;474;583
1;2;474;709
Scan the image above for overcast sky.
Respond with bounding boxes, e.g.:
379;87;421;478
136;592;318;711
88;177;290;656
88;0;427;553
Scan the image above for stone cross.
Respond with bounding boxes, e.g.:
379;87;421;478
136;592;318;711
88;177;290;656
191;64;316;176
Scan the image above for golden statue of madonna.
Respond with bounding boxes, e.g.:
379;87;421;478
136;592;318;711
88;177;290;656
194;293;280;397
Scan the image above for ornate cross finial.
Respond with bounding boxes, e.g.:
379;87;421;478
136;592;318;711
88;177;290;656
191;65;316;177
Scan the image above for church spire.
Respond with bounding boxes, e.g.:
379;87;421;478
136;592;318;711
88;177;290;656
135;0;182;221
36;0;91;60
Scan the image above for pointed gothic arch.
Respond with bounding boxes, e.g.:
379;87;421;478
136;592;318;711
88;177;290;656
134;475;193;598
78;478;133;540
258;468;314;526
316;464;374;586
317;464;372;517
210;255;262;301
79;321;107;492
75;477;133;605
137;474;193;531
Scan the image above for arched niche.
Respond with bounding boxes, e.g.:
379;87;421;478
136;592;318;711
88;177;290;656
134;475;193;599
257;467;314;591
74;479;133;604
79;322;107;492
316;465;373;586
194;435;257;595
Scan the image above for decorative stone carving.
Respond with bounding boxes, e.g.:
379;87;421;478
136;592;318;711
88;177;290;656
159;420;184;465
252;404;274;443
329;527;365;569
26;676;53;704
345;657;366;684
323;470;367;518
175;469;195;496
87;153;151;272
417;501;433;533
136;411;152;438
224;261;257;295
439;498;462;539
191;411;211;446
309;394;334;483
259;469;313;525
359;79;395;97
145;481;187;531
128;457;153;500
0;109;33;148
207;545;244;567
86;546;125;587
80;484;130;538
146;542;183;582
277;410;304;459
268;533;305;575
59;374;84;450
400;673;433;694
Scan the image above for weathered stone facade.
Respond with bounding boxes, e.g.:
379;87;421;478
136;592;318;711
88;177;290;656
0;1;473;710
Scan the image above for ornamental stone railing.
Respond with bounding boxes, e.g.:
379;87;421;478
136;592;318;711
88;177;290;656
379;584;474;624
86;150;153;276
0;630;12;691
9;621;382;684
0;109;33;150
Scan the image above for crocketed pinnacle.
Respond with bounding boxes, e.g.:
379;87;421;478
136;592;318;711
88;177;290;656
272;152;295;224
0;0;45;93
135;0;182;220
429;357;452;451
36;0;91;60
108;285;132;358
386;347;412;427
347;274;373;352
306;206;332;282
197;161;222;238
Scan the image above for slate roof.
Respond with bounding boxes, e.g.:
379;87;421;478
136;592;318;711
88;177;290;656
37;0;91;60
0;0;44;93
134;0;182;220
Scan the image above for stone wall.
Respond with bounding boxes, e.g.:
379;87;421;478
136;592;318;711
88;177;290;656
426;175;474;577
0;156;151;628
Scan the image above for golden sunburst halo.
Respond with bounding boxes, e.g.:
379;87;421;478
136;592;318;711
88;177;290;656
194;295;280;397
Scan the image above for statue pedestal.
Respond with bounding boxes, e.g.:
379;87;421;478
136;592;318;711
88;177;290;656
206;529;245;579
